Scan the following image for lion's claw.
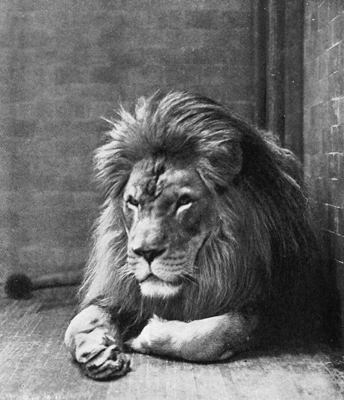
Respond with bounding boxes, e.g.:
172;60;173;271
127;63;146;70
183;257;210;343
85;344;119;368
81;345;131;380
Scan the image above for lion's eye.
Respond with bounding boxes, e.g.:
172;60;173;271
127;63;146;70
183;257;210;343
127;196;139;208
177;194;193;208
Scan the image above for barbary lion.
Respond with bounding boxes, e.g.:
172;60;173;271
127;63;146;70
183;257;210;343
65;91;319;380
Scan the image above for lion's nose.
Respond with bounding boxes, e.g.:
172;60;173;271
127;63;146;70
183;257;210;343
132;247;165;264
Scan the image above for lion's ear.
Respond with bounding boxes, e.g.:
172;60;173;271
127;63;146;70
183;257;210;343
210;142;243;182
228;142;243;177
135;97;148;121
204;142;242;190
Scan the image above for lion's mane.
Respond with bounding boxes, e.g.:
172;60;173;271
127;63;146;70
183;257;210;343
80;91;320;341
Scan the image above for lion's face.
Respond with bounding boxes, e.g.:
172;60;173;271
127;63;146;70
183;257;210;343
123;158;215;299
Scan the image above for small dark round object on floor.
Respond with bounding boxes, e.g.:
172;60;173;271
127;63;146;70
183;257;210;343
5;274;33;299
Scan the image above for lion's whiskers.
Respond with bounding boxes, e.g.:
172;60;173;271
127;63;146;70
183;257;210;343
117;265;135;281
180;273;198;286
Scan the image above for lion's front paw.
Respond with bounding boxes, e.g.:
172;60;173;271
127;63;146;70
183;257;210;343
81;344;131;380
75;331;130;380
126;316;173;356
127;334;150;354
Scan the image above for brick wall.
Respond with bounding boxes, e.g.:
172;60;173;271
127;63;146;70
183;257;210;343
304;0;343;341
0;0;255;282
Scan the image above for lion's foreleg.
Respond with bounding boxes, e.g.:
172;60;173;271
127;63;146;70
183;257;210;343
128;313;258;362
64;305;130;379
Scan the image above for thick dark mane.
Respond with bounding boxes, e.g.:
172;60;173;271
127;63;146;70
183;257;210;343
80;91;320;342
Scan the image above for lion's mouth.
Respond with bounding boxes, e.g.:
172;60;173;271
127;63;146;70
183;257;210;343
138;274;182;298
139;274;181;286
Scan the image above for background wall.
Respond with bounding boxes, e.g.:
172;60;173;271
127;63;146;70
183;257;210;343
303;0;343;341
0;0;255;282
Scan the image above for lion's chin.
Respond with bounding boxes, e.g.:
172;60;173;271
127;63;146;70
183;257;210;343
139;276;182;298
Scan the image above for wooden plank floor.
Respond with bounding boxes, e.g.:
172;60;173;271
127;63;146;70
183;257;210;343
0;287;344;400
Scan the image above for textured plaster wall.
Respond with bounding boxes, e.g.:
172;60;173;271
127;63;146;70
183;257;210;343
0;0;255;281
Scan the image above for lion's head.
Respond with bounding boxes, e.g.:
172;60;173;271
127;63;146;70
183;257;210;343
123;157;216;298
80;91;319;336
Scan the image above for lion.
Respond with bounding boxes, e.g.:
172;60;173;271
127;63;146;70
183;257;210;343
64;91;320;380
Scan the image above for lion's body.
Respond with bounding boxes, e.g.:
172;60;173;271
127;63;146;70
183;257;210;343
65;92;320;380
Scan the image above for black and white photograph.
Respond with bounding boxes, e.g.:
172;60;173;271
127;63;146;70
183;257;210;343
1;1;344;399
